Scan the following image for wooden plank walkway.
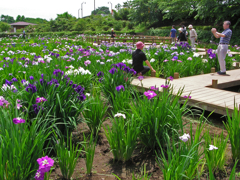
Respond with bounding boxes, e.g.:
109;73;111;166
131;69;240;115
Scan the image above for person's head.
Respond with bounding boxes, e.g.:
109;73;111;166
172;25;175;29
136;41;145;50
178;28;182;33
111;28;114;31
188;24;193;30
223;21;231;30
182;25;185;29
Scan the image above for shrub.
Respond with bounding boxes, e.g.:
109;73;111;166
103;25;109;31
114;22;122;31
128;22;134;30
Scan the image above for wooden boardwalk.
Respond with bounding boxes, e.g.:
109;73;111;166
131;69;240;115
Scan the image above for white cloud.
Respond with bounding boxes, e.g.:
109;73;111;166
1;0;127;20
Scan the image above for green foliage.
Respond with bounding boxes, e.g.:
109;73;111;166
73;19;87;31
82;133;97;174
83;95;108;135
118;8;130;21
204;131;228;173
16;15;25;22
0;106;52;180
55;134;82;180
130;86;188;150
104;114;140;161
56;12;76;20
114;21;122;31
1;14;15;23
0;21;10;32
224;106;240;161
91;6;110;15
156;120;206;180
128;22;134;30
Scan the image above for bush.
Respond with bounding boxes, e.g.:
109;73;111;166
103;26;109;31
128;22;134;30
0;22;10;32
122;21;127;28
73;19;87;31
114;22;122;31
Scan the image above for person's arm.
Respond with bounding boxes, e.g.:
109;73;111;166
211;28;220;38
145;60;156;72
215;32;225;38
170;32;172;37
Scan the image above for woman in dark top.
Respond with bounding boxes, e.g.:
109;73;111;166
111;28;115;38
132;41;156;76
177;28;187;42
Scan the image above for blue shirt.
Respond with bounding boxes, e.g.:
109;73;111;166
220;28;232;44
170;29;177;38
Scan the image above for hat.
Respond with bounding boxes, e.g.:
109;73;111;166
178;28;182;32
136;41;145;49
111;28;114;31
188;25;193;29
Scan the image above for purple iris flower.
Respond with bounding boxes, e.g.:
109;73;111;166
77;94;86;101
161;84;169;89
130;69;137;75
144;90;157;100
138;76;144;81
167;76;174;81
53;69;64;77
26;84;37;93
117;62;127;70
36;97;47;103
116;85;125;92
75;85;84;94
12;78;18;82
109;67;118;74
5;80;12;86
183;95;191;99
99;77;103;83
173;56;178;60
123;67;131;73
97;71;104;77
29;76;34;80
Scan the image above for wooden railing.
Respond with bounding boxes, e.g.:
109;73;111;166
84;35;172;45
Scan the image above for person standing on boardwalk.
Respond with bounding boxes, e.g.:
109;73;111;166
170;25;177;43
111;28;115;42
132;41;156;76
188;25;197;47
177;28;187;43
211;21;232;75
23;29;26;39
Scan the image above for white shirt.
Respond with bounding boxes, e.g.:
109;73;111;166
189;29;197;38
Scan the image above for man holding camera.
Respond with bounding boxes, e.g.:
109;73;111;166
211;21;232;75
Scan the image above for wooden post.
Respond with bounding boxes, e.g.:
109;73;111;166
151;71;156;77
174;72;179;79
236;62;240;68
212;79;218;88
211;67;215;73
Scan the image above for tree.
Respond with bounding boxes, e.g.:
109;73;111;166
129;0;162;25
115;3;122;11
1;15;15;23
0;22;10;32
16;15;21;22
20;15;25;21
56;12;76;20
91;6;110;15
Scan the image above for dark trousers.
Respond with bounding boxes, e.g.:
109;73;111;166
139;66;150;75
23;34;26;39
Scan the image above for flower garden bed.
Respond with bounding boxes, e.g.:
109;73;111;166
1;36;240;180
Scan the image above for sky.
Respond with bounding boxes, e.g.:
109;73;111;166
1;0;127;20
